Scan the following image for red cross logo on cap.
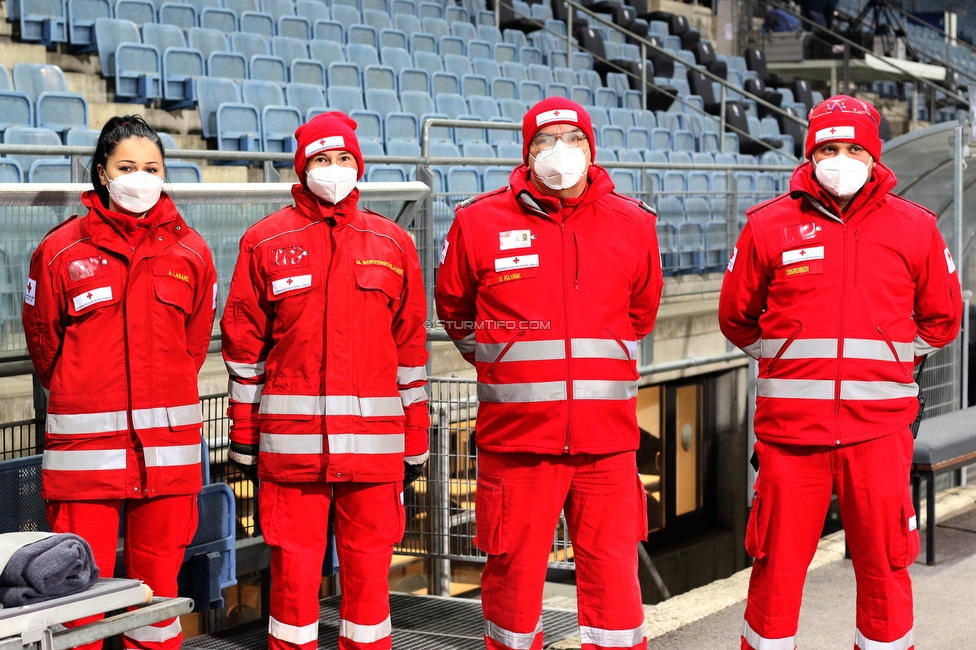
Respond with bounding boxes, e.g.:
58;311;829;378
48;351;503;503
799;250;807;256
553;111;560;116
829;128;836;134
86;292;93;299
286;278;293;285
513;257;519;263
318;138;327;146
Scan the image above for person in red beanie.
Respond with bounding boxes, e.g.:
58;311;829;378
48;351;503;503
436;97;663;650
221;111;429;650
719;95;962;650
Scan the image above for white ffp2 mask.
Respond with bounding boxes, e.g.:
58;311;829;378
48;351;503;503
106;171;163;213
814;153;870;198
530;141;588;190
307;164;358;204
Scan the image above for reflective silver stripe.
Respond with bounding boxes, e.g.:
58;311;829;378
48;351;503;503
260;433;323;455
484;617;543;650
43;449;126;471
399;386;428;407
132;404;203;429
741;621;795;650
475;340;565;363
228;379;264;404
225;359;266;379
572;380;637;400
269;616;319;645
761;338;836;359
259;395;404;417
397;365;428;384
571;338;636;360
854;628;914;650
144;444;201;468
756;378;834;400
454;332;476;355
578;623;645;648
46;410;127;435
123;619;182;643
913;335;938;357
478;381;567;403
840;380;917;400
844;339;913;362
328;433;404;455
339;615;392;644
742;339;761;360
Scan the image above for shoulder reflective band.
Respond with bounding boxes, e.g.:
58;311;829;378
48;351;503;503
571;338;637;360
484;617;543;650
123;620;182;644
578;624;646;648
259;433;324;455
328;433;405;454
228;379;264;404
573;380;637;400
225;360;267;379
339;615;392;644
475;340;565;363
269;617;319;646
399;386;428;406
742;621;795;650
143;444;201;468
43;449;126;471
396;365;428;385
132;404;204;429
478;381;567;403
259;395;404;417
46;410;128;435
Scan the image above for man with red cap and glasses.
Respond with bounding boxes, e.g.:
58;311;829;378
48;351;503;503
719;95;962;649
221;112;429;650
436;97;663;650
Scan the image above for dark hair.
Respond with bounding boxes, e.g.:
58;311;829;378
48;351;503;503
90;115;165;206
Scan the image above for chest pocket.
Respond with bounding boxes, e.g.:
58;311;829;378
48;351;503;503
64;255;120;317
152;268;195;314
353;259;403;310
266;242;316;302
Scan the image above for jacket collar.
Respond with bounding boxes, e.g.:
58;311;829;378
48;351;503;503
291;183;360;226
81;190;187;259
508;164;616;219
789;159;898;223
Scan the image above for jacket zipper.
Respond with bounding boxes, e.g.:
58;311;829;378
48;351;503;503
124;246;135;494
852;230;861;288
486;329;527;378
833;225;849;441
765;324;804;373
573;232;580;291
876;325;910;378
560;211;573;453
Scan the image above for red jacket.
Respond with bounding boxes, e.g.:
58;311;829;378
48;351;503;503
719;161;962;446
435;164;663;454
221;185;429;483
23;192;217;500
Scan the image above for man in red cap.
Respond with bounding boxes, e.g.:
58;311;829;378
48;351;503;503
222;112;429;650
436;97;663;650
719;95;962;650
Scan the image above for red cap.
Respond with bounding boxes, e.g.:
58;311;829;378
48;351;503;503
804;95;883;162
294;112;364;180
521;97;595;164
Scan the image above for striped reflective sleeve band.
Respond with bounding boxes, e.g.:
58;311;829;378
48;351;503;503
756;378;834;400
761;338;837;359
43;449;126;471
132;404;204;429
578;623;646;648
741;340;761;360
854;628;914;650
228;378;264;404
260;433;324;455
478;381;567;403
144;444;201;468
397;365;428;385
476;340;565;363
913;335;938;357
571;338;637;360
46;410;127;435
484;617;543;650
225;359;266;379
844;339;914;362
453;332;476;355
329;433;405;454
399;386;428;407
259;395;404;417
269;616;319;646
123;619;182;643
572;380;638;400
339;615;392;644
741;621;795;650
840;380;917;400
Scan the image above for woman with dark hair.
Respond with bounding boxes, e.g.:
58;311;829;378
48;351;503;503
22;115;217;650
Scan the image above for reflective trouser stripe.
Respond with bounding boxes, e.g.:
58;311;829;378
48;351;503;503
269;616;319;645
43;449;126;471
47;410;127;435
123;619;181;644
454;332;476;355
259;394;404;417
760;337;913;362
123;619;182;643
484;617;543;650
855;628;914;650
399;386;428;407
225;359;266;379
741;621;795;650
260;433;323;455
578;623;646;648
132;404;203;429
571;338;637;360
573;380;637;400
397;365;428;384
144;444;201;467
476;340;565;363
756;379;918;400
328;433;404;454
338;615;392;644
478;381;567;403
228;378;264;403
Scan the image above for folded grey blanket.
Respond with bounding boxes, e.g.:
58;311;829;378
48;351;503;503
0;533;99;607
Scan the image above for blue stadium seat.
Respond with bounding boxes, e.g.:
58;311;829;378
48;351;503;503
348;24;378;48
657;223;676;275
431;71;459;95
367;164;406;182
462;74;489;97
587;106;609;130
251;55;287;83
261;0;294;21
497;97;525;122
650;128;673;151
188;26;228;60
685;196;712;223
290;58;325;85
314;19;344;43
482;165;509;191
379;28;407;50
600;125;625;152
225;0;258;14
385;111;418;142
611;169;640;195
36;92;88;140
116;0;156;25
199;7;237;32
328;61;362;87
364;64;396;92
366;87;401;114
209;51;248;80
397;67;428;93
0;92;34;136
447;165;481;195
519;80;543;104
444;5;467;23
68;0;111;52
417;1;441;19
94;18;162;103
570;86;592;106
444;54;472;79
408;32;436;54
4;126;64;171
231;30;270;60
273;35;308;62
12;63;67;101
20;0;67;47
663;170;687;194
413;50;443;77
331;4;361;29
391;0;417;16
594;87;616;109
29;159;71;183
364;8;393;31
704;220;728;272
381;46;413;75
350;109;382;144
608;108;634;128
491;77;517;101
468;40;492;62
395;12;421;37
677;222;704;274
197;77;260;152
495;142;521;161
186;0;221;11
285;82;326;120
347;43;381;71
159;2;197;29
0;158;24;183
278;15;310;39
468;95;500;121
363;0;390;13
310;39;345;69
626;127;650;151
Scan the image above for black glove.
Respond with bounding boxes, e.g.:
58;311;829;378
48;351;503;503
228;441;259;484
403;460;426;487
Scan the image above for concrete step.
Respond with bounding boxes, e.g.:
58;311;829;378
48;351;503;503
201;166;249;183
63;71;109;104
88;102;201;136
47;50;100;75
0;40;48;69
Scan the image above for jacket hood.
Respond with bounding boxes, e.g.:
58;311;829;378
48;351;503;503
291;183;360;226
789;159;898;220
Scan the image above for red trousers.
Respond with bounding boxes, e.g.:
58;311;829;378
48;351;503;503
259;480;404;650
742;430;918;650
476;450;647;650
46;495;198;650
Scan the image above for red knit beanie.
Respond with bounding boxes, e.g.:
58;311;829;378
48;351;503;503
521;97;596;164
294;111;364;180
804;95;883;162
